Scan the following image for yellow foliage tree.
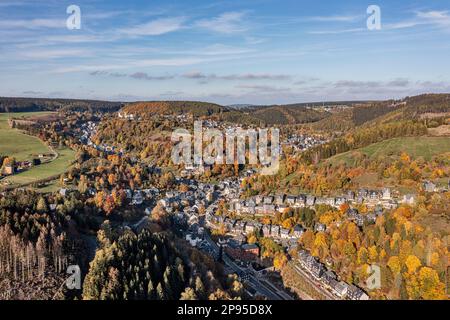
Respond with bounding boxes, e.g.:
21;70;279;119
368;246;378;263
405;255;422;274
273;252;288;270
387;256;401;275
418;267;447;300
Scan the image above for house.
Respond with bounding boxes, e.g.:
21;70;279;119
246;199;256;208
280;228;290;239
263;204;276;214
59;188;68;197
307;257;324;279
306;195;316;207
346;208;359;219
333;281;349;298
293;225;305;238
255;195;263;205
125;189;133;199
295;195;306;206
226;219;236;231
369;190;379;200
374;206;383;216
358;189;368;198
314;223;326;232
274;194;285;205
241;244;260;260
245;222;257;234
315;197;326;205
225;242;259;262
255;206;265;215
365;213;377;224
271;225;280;238
402;194;416;205
382;188;391;200
132;191;144;205
286;195;297;206
185;233;202;247
263;196;274;205
236;220;247;233
322;270;337;286
347;191;356;201
262;224;271;237
423;181;437;193
346;285;369;300
325;197;335;206
335;197;346;207
87;187;96;196
277;205;289;213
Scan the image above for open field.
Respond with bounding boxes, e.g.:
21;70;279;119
3;147;76;186
0;112;77;188
0;112;56;161
327;136;450;166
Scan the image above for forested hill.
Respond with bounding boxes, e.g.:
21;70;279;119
122;101;330;125
0;97;123;113
121;101;227;117
247;105;330;125
310;93;450;131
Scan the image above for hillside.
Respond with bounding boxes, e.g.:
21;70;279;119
122;101;330;125
360;94;450;127
327;136;450;166
308;108;355;132
121;101;226;117
0;97;123;113
250;105;329;125
309;94;450;132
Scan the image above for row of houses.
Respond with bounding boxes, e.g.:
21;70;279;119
231;187;402;216
298;250;369;300
207;214;306;241
79;121;124;156
346;207;383;227
283;134;328;152
159;180;218;216
423;180;450;193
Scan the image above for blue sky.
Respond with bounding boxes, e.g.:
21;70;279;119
0;0;450;104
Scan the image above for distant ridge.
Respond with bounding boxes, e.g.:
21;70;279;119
0;97;123;113
121;100;227;117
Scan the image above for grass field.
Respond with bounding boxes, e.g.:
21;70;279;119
0;112;77;188
0;112;55;161
327;136;450;166
4;147;76;186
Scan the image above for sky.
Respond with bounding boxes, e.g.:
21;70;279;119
0;0;450;105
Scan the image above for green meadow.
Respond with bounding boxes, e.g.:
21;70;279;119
327;136;450;166
0;112;77;188
0;112;54;161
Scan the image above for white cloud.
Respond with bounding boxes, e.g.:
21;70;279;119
20;49;90;59
307;15;360;22
416;10;450;27
121;17;185;36
307;28;365;35
0;18;65;29
196;12;247;34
